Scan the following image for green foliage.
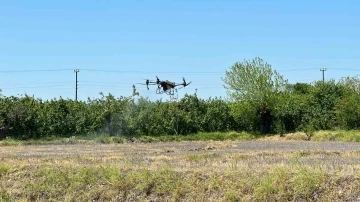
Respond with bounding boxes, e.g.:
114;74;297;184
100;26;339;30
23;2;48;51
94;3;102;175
290;82;313;94
0;92;245;139
304;80;345;130
222;57;288;133
303;122;316;140
338;75;360;94
271;79;356;135
222;57;288;103
2;57;360;139
273;92;308;133
229;101;257;132
335;94;360;129
334;78;360;129
0;93;133;140
198;96;232;132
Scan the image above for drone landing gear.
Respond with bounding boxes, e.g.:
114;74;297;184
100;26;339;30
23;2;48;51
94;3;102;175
156;87;175;95
170;89;178;102
156;87;162;94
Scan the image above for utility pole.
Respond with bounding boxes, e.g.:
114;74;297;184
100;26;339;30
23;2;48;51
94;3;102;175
320;68;326;82
74;69;79;101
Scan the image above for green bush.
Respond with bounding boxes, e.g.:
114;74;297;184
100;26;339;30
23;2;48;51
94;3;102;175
1;76;360;140
334;92;360;129
229;101;257;132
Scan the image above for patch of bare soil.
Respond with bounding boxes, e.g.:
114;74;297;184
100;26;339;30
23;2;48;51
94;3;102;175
1;140;360;158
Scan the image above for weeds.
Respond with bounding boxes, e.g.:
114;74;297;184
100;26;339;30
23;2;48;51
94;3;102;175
1;142;360;201
312;130;360;142
2;130;360;147
185;153;221;161
0;163;10;176
2;132;360;201
0;131;256;146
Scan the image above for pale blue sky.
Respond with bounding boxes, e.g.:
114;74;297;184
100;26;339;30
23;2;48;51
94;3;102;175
1;0;359;101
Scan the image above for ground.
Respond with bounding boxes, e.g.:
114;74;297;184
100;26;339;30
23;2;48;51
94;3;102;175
2;140;360;158
1;140;360;201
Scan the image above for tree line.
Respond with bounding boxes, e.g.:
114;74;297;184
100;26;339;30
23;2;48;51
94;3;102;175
1;57;360;140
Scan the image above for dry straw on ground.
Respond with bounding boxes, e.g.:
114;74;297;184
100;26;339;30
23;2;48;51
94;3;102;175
1;140;360;201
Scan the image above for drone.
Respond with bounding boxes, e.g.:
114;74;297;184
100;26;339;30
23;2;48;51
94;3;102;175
138;76;192;95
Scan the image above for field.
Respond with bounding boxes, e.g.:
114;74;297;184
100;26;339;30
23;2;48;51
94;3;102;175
2;136;360;201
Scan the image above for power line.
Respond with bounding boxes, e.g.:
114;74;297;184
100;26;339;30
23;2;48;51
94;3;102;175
276;68;319;71
0;79;318;87
0;67;346;74
79;69;223;74
2;67;359;99
0;81;223;87
79;81;222;86
0;68;223;74
0;81;73;86
1;85;73;90
0;69;73;73
327;68;360;71
0;78;326;91
66;68;337;73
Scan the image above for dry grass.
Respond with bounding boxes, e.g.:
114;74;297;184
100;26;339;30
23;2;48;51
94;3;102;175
257;132;309;141
257;130;360;142
1;140;360;201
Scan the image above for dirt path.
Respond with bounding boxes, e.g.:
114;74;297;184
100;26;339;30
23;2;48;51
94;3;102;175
1;141;360;158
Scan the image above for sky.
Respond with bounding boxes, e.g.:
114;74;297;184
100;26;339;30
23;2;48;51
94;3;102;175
0;0;359;101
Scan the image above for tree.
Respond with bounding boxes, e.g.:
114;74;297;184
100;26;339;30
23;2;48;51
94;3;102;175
335;92;360;129
222;57;288;133
292;82;313;94
338;76;360;95
306;80;345;130
334;76;360;129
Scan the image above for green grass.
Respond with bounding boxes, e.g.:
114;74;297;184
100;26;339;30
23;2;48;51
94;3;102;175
0;131;257;146
280;129;360;142
0;163;10;176
1;157;359;201
2;130;360;146
1;163;193;201
311;130;360;142
139;131;257;142
0;134;125;146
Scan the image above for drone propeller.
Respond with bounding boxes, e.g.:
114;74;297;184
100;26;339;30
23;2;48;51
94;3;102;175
138;76;162;90
155;76;161;84
182;77;192;87
136;82;156;86
136;83;149;90
137;79;153;90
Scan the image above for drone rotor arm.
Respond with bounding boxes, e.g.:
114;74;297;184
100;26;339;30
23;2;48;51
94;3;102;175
155;76;161;84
